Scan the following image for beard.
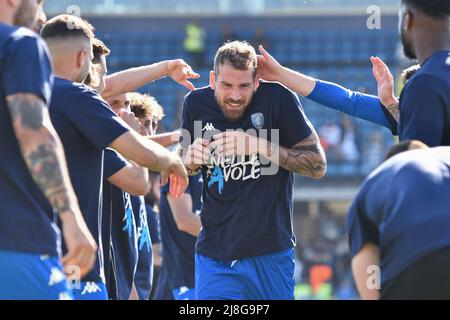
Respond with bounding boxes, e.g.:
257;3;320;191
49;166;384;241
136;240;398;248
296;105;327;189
214;92;252;122
400;25;417;60
13;1;37;29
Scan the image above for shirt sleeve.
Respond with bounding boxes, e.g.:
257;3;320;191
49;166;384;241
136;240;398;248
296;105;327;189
307;80;396;132
399;74;447;147
66;89;130;150
276;85;313;147
104;148;128;179
180;92;194;145
346;189;379;257
4;32;53;104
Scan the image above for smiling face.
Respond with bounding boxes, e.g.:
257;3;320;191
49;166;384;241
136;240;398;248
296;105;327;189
210;63;259;121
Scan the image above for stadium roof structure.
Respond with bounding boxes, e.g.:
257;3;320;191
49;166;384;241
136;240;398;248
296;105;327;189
46;0;398;17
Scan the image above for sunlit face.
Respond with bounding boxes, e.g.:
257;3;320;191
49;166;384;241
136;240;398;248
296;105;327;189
399;4;416;59
106;94;130;115
14;0;42;29
210;63;259;121
137;114;154;135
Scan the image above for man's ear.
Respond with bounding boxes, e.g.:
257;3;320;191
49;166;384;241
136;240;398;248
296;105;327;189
7;0;20;10
76;49;85;69
403;10;413;32
209;70;216;90
254;74;260;93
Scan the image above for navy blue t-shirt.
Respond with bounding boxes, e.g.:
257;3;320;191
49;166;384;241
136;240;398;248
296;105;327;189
132;195;153;300
346;147;450;284
102;149;127;293
147;204;161;245
399;50;450;146
181;82;313;260
0;24;56;255
158;174;203;291
109;188;138;300
50;77;129;282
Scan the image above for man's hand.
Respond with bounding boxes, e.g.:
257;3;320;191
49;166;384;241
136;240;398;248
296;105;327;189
166;59;200;91
161;154;189;198
60;210;97;279
256;45;284;82
118;109;143;133
209;131;259;158
370;56;399;108
185;138;211;170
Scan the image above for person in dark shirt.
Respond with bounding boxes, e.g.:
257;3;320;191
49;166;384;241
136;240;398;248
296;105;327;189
180;41;326;300
347;141;450;299
0;0;96;299
41;14;188;300
397;0;450;146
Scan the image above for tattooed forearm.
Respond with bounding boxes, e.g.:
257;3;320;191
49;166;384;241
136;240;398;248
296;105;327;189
7;93;78;215
26;144;71;213
278;133;327;178
384;102;400;123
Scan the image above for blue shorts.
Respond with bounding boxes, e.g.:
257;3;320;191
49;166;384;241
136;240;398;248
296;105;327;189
195;248;295;300
172;287;195;300
0;251;73;300
72;282;108;300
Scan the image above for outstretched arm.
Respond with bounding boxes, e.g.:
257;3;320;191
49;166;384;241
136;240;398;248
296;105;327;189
257;46;397;131
102;59;200;99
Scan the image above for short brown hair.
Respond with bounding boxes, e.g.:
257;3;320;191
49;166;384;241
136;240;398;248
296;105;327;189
400;64;420;85
384;140;429;161
128;92;165;121
93;38;110;63
41;14;95;41
214;41;257;78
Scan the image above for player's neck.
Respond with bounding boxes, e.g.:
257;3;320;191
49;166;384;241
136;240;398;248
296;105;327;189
53;65;79;82
414;28;450;65
0;11;14;26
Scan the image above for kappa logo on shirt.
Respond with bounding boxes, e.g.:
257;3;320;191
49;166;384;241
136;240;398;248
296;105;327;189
81;282;102;295
202;122;216;131
48;267;65;286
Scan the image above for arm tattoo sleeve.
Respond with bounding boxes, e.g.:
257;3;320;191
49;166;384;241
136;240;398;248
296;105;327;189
7;94;77;215
278;132;327;178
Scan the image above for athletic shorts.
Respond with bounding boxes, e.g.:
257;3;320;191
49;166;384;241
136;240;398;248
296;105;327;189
72;281;108;300
195;248;295;300
0;251;73;300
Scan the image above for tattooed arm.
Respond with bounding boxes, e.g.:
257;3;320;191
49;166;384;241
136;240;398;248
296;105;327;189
210;130;327;179
267;131;327;179
6;93;96;276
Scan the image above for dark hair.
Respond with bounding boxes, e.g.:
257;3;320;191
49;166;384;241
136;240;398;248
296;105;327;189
402;0;450;19
41;14;95;41
214;41;257;78
384;140;428;160
401;64;421;85
93;38;110;63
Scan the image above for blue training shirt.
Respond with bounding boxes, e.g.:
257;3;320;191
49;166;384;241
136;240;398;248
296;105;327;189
181;82;313;260
132;195;153;300
307;79;397;134
346;147;450;284
0;24;57;256
158;174;203;291
399;50;450;146
49;77;129;282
